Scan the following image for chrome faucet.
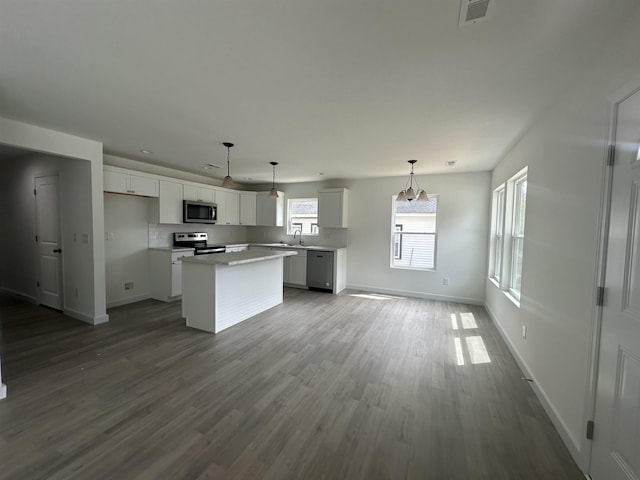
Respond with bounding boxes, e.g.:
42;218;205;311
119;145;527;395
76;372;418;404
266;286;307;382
293;229;304;246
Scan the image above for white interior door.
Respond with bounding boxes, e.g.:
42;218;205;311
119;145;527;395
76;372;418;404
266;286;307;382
35;175;63;311
591;88;640;480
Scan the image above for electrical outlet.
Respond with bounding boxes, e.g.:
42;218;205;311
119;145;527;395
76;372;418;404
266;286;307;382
443;277;449;286
124;281;134;291
522;325;527;339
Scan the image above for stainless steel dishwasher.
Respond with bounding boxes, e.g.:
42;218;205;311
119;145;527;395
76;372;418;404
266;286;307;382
306;250;334;292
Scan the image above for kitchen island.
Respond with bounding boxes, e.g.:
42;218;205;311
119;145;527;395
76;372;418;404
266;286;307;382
181;248;297;333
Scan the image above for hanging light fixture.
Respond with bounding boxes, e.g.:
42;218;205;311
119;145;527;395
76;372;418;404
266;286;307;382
269;161;279;198
397;159;428;202
222;142;234;187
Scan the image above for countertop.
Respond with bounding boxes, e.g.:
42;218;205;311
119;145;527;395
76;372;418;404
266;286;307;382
251;243;346;252
181;248;297;266
149;247;195;253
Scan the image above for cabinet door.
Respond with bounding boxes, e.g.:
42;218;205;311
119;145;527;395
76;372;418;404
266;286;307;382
239;193;257;226
289;254;307;286
198;188;215;204
256;192;284;226
225;191;240;225
214;189;228;224
183;185;199;201
104;170;129;194
129;174;158;197
159;181;183;224
282;256;292;283
318;191;343;228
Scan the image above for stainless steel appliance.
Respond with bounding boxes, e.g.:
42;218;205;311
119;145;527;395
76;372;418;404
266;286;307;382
173;232;225;255
306;250;334;292
183;200;217;224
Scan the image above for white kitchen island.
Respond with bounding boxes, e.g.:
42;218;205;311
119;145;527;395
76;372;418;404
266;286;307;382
181;248;297;333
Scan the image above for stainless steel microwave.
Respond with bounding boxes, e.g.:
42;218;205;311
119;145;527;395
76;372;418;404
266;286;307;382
183;200;217;224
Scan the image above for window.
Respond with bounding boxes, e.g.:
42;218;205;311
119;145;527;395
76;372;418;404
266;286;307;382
287;198;318;235
490;186;506;282
509;173;527;299
391;196;438;270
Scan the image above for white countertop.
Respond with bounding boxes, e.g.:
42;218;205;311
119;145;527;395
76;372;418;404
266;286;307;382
251;243;345;252
149;247;195;253
181;248;297;266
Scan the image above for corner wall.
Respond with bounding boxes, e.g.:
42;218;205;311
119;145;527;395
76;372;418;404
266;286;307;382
484;7;640;470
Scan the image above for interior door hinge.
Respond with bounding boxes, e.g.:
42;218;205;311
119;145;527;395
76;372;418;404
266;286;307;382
35;235;38;242
607;145;615;166
36;281;40;287
586;420;595;440
596;286;605;307
33;188;37;195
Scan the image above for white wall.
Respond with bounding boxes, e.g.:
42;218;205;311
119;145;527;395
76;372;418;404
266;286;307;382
0;153;104;323
348;173;490;303
484;7;640;471
104;193;153;307
0;116;107;325
248;174;491;303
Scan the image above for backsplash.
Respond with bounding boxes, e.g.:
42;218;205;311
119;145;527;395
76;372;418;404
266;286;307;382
246;227;348;248
148;224;249;247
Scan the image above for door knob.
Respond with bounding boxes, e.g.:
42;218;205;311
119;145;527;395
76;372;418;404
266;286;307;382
53;249;62;253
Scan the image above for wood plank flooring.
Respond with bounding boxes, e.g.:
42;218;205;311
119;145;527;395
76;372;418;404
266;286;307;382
0;289;584;479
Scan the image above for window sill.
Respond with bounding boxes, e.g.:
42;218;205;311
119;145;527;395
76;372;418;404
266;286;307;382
390;265;436;272
503;290;521;308
488;277;500;289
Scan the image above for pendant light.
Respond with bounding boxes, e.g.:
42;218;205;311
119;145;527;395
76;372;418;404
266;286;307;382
222;142;234;187
397;159;428;202
269;161;279;198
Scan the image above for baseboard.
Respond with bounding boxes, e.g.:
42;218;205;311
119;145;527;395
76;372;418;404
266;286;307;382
484;302;583;466
107;294;151;309
0;286;37;304
346;283;484;305
63;308;110;326
0;383;6;400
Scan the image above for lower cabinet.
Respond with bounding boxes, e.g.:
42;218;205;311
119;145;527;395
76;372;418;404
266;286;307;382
283;250;307;287
149;249;194;301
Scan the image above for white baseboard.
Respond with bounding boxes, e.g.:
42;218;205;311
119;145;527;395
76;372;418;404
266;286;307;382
106;294;151;309
0;383;6;400
0;286;36;304
63;308;110;326
484;302;583;466
346;283;484;305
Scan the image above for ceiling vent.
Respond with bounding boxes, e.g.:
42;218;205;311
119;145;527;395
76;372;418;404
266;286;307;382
459;0;492;26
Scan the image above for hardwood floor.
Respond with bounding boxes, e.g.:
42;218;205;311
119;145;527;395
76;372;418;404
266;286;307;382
0;289;583;480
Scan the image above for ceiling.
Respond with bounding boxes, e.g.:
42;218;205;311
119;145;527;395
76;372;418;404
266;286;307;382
0;0;637;184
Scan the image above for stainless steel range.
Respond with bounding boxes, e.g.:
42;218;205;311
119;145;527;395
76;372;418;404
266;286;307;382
173;232;226;255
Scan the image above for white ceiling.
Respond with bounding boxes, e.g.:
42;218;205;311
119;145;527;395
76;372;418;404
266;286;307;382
0;0;637;184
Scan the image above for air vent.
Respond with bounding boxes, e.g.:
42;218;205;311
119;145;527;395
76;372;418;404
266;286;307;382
459;0;492;26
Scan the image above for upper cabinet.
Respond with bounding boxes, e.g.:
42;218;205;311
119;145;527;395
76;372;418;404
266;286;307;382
239;192;257;226
183;184;215;203
215;189;240;225
256;191;284;226
104;167;158;197
156;180;183;224
318;188;349;228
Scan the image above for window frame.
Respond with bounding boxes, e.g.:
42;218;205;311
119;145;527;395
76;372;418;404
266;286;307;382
489;185;506;284
286;197;319;236
508;171;527;301
390;195;439;271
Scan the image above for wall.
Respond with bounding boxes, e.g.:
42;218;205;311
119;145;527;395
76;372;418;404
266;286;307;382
0;116;107;325
248;174;491;303
484;7;640;470
0;154;101;321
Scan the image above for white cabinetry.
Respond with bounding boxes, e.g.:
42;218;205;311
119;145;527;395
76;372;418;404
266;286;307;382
318;188;349;228
155;180;183;224
104;167;158;197
284;250;307;287
183;184;215;203
239;192;257;226
215;189;240;225
256;191;284;226
149;249;194;301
